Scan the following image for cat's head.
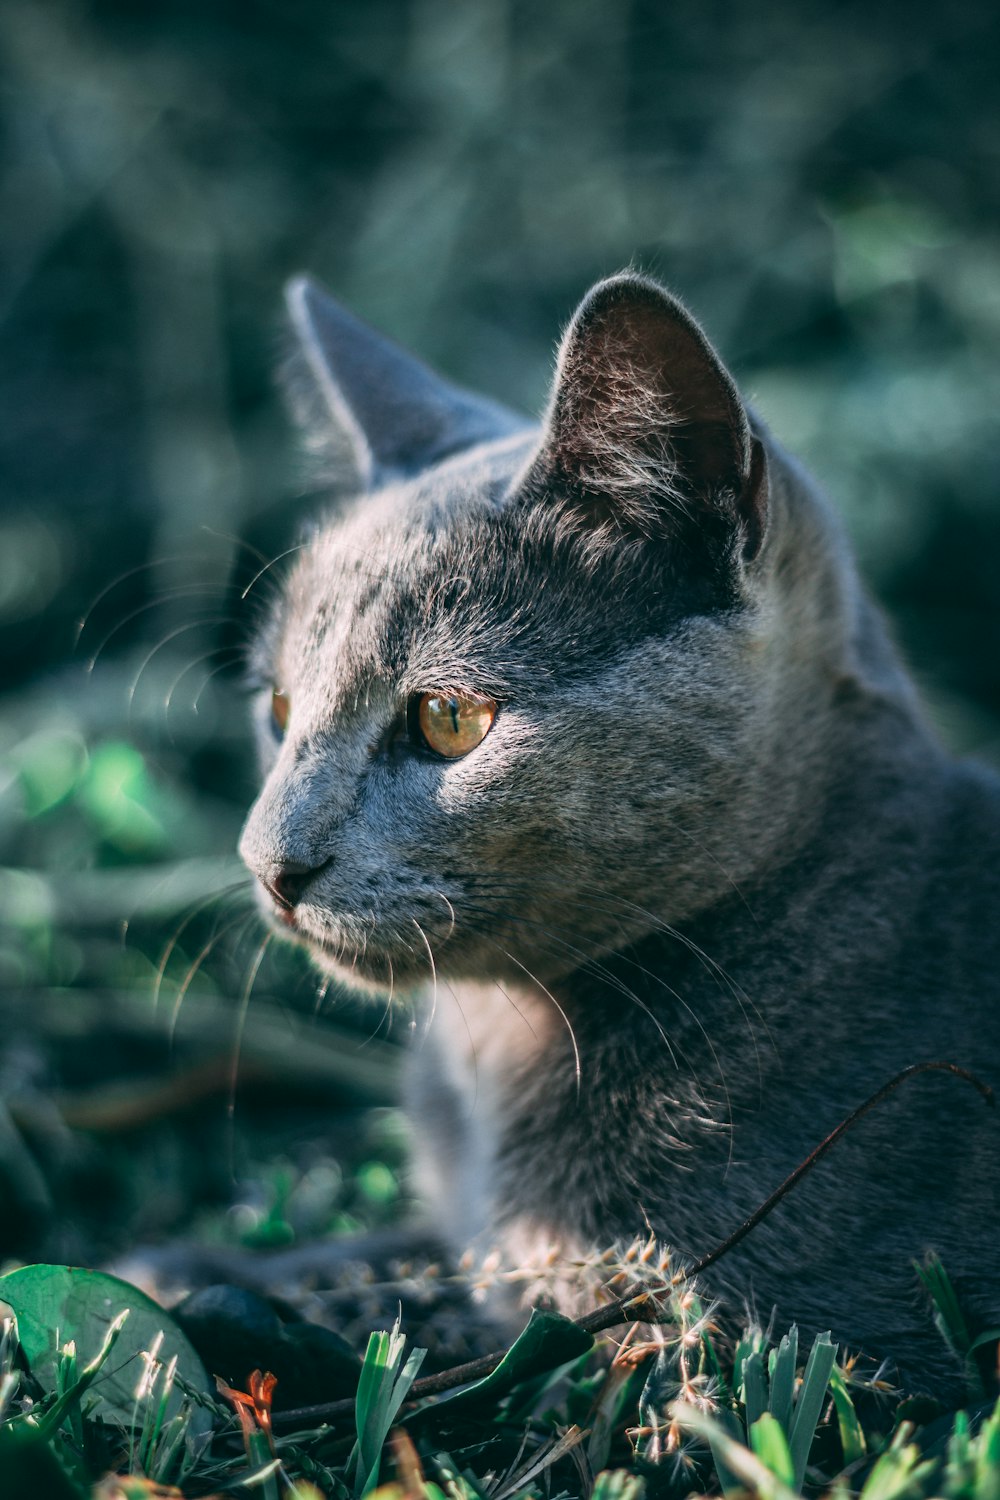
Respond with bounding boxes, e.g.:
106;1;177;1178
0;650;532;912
239;273;792;992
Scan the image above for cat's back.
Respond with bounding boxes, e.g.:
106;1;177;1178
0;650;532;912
891;753;1000;1024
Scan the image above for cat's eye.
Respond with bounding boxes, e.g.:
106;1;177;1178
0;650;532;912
271;688;291;740
413;691;496;758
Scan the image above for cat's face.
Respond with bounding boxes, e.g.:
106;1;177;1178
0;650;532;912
239;274;773;992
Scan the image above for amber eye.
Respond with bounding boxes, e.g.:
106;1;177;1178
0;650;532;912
415;692;496;758
270;688;290;739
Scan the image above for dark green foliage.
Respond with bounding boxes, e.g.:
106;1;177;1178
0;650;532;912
1;1260;999;1497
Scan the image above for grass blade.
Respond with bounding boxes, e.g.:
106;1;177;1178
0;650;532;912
828;1366;866;1467
767;1327;798;1435
742;1349;768;1432
787;1332;836;1490
750;1413;796;1487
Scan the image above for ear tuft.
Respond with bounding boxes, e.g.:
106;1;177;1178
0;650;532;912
535;273;766;556
284;275;525;489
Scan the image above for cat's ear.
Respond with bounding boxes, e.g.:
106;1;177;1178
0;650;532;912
284;276;525;489
534;273;767;560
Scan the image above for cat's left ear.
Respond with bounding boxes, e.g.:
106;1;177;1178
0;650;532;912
533;273;768;561
285;276;525;489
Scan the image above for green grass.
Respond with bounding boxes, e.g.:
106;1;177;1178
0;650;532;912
0;1250;998;1499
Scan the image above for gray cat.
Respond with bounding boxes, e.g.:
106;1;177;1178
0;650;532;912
238;270;1000;1397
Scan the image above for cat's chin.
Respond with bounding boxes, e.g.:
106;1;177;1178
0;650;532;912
299;929;431;995
310;945;398;995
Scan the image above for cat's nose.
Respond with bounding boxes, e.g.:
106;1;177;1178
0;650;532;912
263;860;322;911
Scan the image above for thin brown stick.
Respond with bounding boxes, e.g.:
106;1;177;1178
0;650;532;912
576;1060;993;1338
271;1059;992;1430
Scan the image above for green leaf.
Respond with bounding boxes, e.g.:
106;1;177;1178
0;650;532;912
733;1327;768;1392
915;1253;979;1380
787;1331;836;1491
750;1413;796;1487
742;1348;768;1431
709;1407;751;1496
414;1309;593;1417
767;1327;799;1435
858;1425;934;1500
350;1319;427;1498
0;1264;213;1438
974;1398;1000;1500
671;1402;800;1500
828;1366;866;1467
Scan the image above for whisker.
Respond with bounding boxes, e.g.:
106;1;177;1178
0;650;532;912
412;918;439;1040
192;653;247;713
153;880;252;1014
227;930;274;1178
75;554;229;649
128;616;238;706
442;978;480;1108
455;879;752;1143
359;959;395;1046
493;978;539;1041
484;936;582;1098
313;974;333;1018
164;646;245;720
459;895;681;1073
464;868;770;1068
434;890;457;941
84;588;237;671
240;544;308;602
168;911;256;1045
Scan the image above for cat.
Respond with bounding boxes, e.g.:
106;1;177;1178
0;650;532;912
236;269;1000;1398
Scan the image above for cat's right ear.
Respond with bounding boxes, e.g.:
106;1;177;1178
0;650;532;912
284;276;525;490
530;273;768;561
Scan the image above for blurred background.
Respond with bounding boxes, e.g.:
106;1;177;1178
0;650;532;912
1;0;999;1272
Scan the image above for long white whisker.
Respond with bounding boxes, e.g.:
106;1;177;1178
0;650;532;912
493;978;539;1041
128;616;236;705
434;890;457;941
85;588;235;672
488;938;582;1099
412;918;439;1040
192;654;246;713
460;895;680;1071
313;974;333;1017
443;978;480;1109
169;911;254;1045
75;554;222;648
153;880;252;1014
227;931;274;1177
198;525;270;567
164;646;244;719
240;544;307;601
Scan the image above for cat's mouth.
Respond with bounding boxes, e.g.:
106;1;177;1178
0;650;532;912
268;901;456;992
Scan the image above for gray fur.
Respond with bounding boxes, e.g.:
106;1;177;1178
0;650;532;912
240;271;1000;1396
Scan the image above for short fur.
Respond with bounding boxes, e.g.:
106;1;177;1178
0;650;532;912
240;271;1000;1396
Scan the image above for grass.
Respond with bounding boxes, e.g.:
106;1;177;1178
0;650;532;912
0;1247;998;1499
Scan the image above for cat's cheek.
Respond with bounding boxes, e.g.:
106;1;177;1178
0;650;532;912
426;716;541;810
